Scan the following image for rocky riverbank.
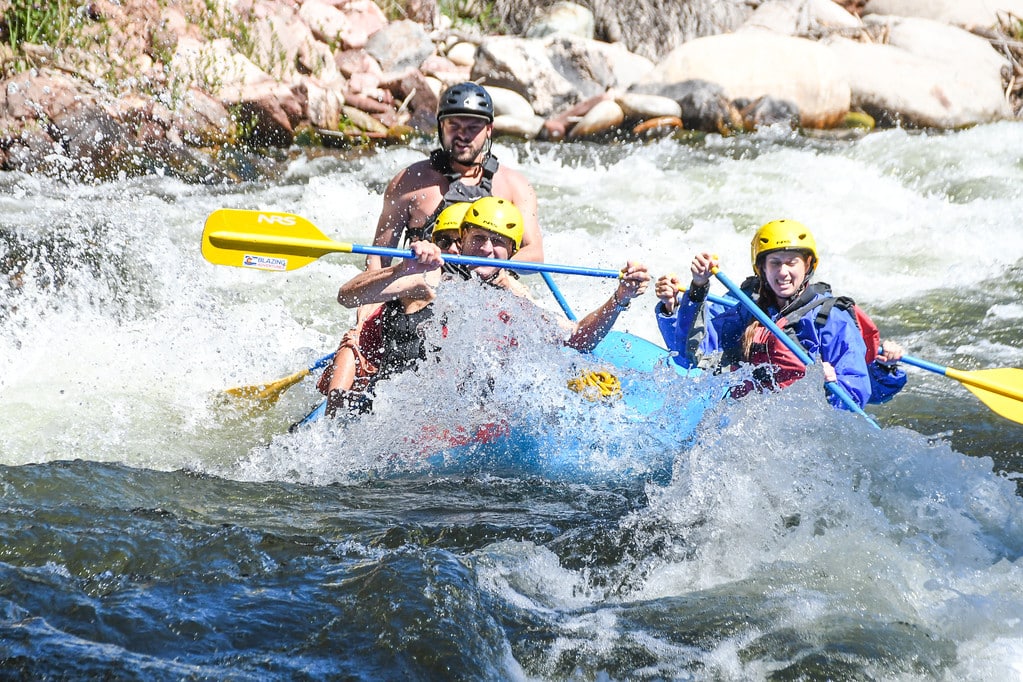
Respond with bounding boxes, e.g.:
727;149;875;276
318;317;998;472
1;0;1022;183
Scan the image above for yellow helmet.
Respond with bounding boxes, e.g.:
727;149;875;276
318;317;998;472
462;196;524;252
750;219;818;275
433;202;470;238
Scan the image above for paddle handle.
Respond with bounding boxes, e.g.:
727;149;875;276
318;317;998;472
352;243;622;279
711;268;879;428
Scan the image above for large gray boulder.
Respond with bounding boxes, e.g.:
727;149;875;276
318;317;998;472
472;34;654;117
365;19;435;73
473;37;579;117
525;1;595;39
741;0;863;34
635;32;851;128
864;0;1023;28
484;0;754;60
825;17;1012;127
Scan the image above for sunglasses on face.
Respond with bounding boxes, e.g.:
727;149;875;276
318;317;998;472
433;233;460;250
463;229;513;252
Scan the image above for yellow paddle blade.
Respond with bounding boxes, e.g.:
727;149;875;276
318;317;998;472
947;367;1023;425
201;209;354;272
224;368;311;405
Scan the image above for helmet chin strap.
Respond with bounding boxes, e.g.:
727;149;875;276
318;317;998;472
480;135;493;162
475;267;503;285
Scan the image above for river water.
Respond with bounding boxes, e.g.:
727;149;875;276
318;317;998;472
2;123;1023;679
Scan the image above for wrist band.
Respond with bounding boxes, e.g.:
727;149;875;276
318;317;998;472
688;281;709;303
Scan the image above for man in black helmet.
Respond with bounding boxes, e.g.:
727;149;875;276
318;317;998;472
317;82;543;411
367;81;542;266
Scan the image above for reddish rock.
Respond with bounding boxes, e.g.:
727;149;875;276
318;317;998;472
151;6;203;66
0;71;101;123
343;90;395;115
219;80;305;146
324;0;389;49
541;93;611;140
833;0;867;17
171;88;235;146
300;0;351;45
335;49;385;95
383;69;439;131
3;129;62;175
420;54;471;83
347;71;383;95
631;115;684;137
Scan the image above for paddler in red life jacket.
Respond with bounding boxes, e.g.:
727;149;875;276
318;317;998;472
317;81;543;406
653;219;873;410
330;197;649;416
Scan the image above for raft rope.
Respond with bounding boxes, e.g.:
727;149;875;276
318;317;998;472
567;369;622;402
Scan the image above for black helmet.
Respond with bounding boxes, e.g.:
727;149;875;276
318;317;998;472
437;82;494;122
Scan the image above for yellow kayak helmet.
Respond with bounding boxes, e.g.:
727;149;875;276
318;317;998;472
750;219;818;275
433;201;471;239
462;196;524;252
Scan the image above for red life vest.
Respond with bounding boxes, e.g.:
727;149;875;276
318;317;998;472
850;303;880;364
737;279;882;364
731;317;807;398
728;281;882;398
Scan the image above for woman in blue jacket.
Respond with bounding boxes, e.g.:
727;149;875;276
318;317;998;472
654;219;874;410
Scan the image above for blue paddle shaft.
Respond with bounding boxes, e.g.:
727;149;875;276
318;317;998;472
712;289;947;384
712;290;941;374
712;271;814;365
711;269;880;428
309;353;335;372
541;272;578;321
350;244;621;279
897;355;946;376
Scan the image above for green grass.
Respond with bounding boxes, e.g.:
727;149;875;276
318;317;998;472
3;0;82;50
2;0;92;74
440;0;504;33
